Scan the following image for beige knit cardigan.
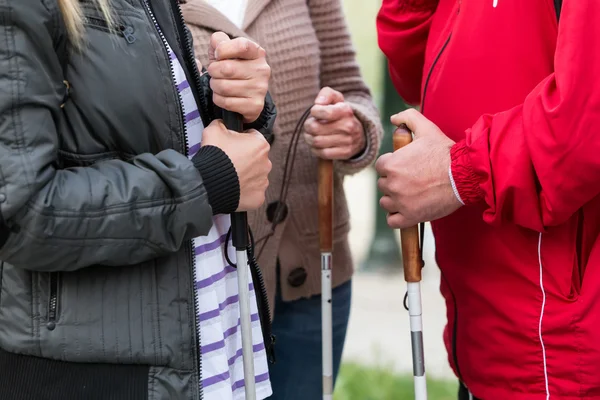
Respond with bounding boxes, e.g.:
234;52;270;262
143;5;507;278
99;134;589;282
181;0;383;313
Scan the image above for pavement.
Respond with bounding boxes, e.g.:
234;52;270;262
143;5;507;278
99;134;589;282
341;167;455;380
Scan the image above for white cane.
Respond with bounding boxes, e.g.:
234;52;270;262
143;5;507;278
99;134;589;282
318;158;334;400
393;125;427;400
224;111;256;400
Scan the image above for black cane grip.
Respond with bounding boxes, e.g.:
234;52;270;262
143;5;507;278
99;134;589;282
222;111;244;133
223;111;249;251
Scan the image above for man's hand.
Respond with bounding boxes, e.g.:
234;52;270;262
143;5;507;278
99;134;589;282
207;32;271;124
303;87;366;160
375;109;463;229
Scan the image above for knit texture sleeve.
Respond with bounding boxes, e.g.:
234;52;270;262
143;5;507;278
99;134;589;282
308;0;383;176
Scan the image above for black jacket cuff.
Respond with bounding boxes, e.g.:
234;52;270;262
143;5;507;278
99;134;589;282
192;145;239;215
242;92;277;144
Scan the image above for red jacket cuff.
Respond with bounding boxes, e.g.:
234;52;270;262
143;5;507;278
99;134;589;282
450;140;485;206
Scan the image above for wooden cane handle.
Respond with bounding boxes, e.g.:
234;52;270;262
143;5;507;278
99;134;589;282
318;159;334;252
392;125;422;283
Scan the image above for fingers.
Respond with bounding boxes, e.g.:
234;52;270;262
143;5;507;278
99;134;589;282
390;108;433;138
374;153;392;177
315;86;344;105
310;103;353;122
310;145;357;160
303;132;352;150
212;93;264;122
210;77;268;99
379;194;397;213
213;36;266;61
387;212;412;229
207;59;271;81
206;118;228;132
304;115;358;137
209;32;230;62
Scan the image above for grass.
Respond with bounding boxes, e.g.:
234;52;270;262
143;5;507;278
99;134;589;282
334;363;458;400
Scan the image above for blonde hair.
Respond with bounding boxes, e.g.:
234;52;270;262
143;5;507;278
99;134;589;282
57;0;115;48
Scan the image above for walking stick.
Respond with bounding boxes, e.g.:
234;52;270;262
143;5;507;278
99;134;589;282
318;158;334;400
223;111;256;400
393;125;427;400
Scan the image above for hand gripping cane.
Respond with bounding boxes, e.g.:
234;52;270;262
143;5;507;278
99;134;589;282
223;111;256;400
393;125;427;400
318;158;334;400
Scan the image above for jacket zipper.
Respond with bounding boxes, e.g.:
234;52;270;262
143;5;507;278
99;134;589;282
83;16;137;44
419;7;461;381
168;0;211;129
248;232;276;363
47;272;60;331
140;2;203;398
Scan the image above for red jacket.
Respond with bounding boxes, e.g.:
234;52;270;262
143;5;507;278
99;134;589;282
377;1;600;399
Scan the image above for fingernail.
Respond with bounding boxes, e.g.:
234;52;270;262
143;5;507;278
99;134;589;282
317;96;326;104
214;49;219;59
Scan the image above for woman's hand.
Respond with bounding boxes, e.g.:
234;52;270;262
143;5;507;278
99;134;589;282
303;87;366;160
202;120;272;211
207;32;271;124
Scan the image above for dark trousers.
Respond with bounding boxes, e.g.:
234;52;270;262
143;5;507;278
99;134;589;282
458;381;482;400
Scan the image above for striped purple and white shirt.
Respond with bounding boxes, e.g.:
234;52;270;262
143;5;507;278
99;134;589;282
165;41;272;400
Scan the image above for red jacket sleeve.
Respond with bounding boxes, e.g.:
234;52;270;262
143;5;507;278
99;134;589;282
451;0;600;231
376;0;439;105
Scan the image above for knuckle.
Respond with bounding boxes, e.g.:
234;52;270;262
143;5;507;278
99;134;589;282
259;138;270;152
209;78;221;93
258;80;269;94
222;96;234;110
237;38;250;52
312;136;323;148
260;63;271;77
221;61;235;77
343;120;355;133
207;63;218;76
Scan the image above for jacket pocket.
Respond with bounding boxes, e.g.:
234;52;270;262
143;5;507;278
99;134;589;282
83;15;137;44
46;272;61;331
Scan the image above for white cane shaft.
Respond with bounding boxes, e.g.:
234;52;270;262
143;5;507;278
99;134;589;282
236;250;256;400
407;282;427;400
414;376;427;400
321;252;333;399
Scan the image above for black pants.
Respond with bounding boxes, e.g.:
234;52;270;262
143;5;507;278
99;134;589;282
458;381;482;400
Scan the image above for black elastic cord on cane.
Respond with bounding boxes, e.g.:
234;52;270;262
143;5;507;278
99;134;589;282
224;226;257;269
224;225;276;363
253;105;314;260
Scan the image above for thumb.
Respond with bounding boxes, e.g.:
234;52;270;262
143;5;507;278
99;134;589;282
314;86;344;106
390;109;433;139
209;32;231;62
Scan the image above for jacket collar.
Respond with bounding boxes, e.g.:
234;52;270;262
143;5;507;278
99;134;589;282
181;0;273;37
